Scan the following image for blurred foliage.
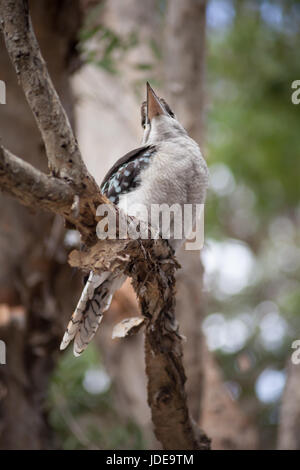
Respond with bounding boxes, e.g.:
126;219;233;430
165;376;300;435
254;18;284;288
78;1;139;73
78;2;162;96
204;0;300;448
78;2;160;77
79;24;138;74
48;345;144;450
206;3;300;223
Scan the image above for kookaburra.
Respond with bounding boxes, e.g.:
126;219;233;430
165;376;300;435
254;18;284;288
60;82;209;356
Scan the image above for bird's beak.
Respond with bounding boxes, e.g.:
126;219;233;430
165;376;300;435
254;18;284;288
146;82;166;122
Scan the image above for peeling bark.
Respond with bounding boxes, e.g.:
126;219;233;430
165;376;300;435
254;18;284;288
70;238;210;450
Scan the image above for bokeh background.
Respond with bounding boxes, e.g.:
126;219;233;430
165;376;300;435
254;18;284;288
0;0;299;450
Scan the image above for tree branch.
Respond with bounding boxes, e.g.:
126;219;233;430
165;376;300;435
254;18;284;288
0;0;97;193
69;238;210;450
0;144;104;242
0;145;74;215
0;0;210;450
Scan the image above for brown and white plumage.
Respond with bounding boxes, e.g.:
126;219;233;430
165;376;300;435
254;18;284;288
60;82;209;356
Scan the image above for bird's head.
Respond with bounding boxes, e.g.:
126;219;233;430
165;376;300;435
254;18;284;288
141;82;186;144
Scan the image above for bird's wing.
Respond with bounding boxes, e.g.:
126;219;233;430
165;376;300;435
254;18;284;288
101;145;156;204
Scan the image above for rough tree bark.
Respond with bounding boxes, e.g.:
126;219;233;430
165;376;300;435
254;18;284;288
0;0;210;450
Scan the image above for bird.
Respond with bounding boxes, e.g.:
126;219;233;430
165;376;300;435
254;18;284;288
60;82;209;356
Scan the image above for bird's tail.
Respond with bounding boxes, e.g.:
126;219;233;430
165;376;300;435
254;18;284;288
60;271;125;356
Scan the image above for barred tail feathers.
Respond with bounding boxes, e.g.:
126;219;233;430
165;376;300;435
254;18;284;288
60;271;125;356
73;273;125;356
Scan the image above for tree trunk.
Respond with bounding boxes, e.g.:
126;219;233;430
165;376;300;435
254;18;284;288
164;0;207;143
0;0;82;449
164;0;207;422
164;1;258;449
200;346;258;450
